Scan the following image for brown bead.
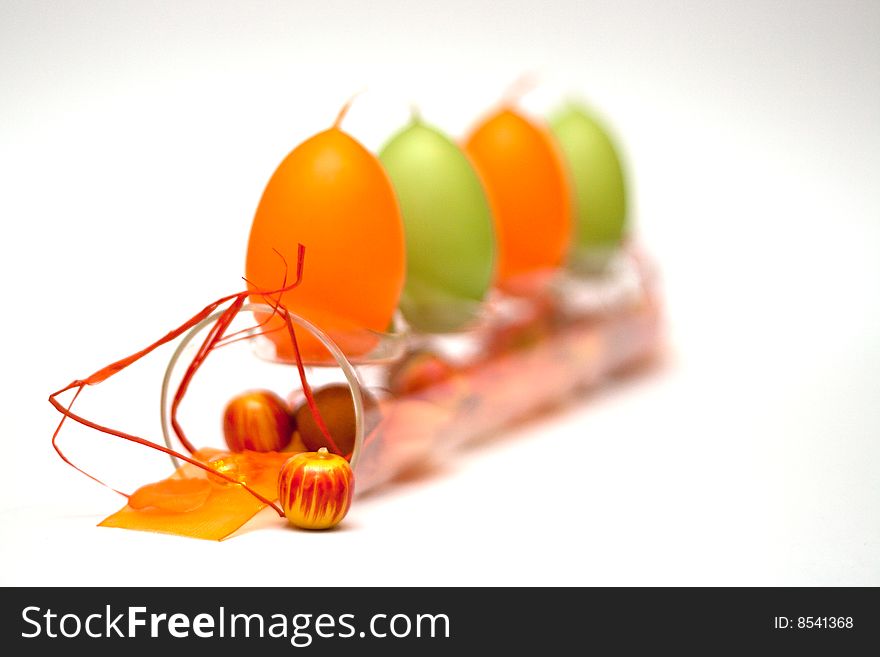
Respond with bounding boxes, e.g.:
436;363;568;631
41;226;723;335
294;384;379;457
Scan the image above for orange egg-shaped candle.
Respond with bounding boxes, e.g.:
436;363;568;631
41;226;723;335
245;100;406;361
463;106;572;292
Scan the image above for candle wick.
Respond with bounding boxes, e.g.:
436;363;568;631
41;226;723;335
333;89;366;130
502;72;540;106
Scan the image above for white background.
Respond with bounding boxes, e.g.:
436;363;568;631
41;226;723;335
1;0;878;585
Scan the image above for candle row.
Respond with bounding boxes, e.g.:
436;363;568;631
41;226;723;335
244;95;627;361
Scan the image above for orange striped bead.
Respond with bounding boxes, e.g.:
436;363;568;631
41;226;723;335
222;390;294;453
278;448;354;530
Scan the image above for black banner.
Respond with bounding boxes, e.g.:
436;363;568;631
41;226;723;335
1;587;876;654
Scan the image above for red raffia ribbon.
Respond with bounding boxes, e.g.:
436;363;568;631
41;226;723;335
48;244;345;517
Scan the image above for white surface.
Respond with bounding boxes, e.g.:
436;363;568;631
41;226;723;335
1;0;878;586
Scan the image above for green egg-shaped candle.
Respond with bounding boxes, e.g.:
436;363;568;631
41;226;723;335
380;115;495;332
549;101;628;271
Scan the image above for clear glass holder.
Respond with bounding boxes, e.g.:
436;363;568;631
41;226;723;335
160;303;373;470
159;248;663;496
